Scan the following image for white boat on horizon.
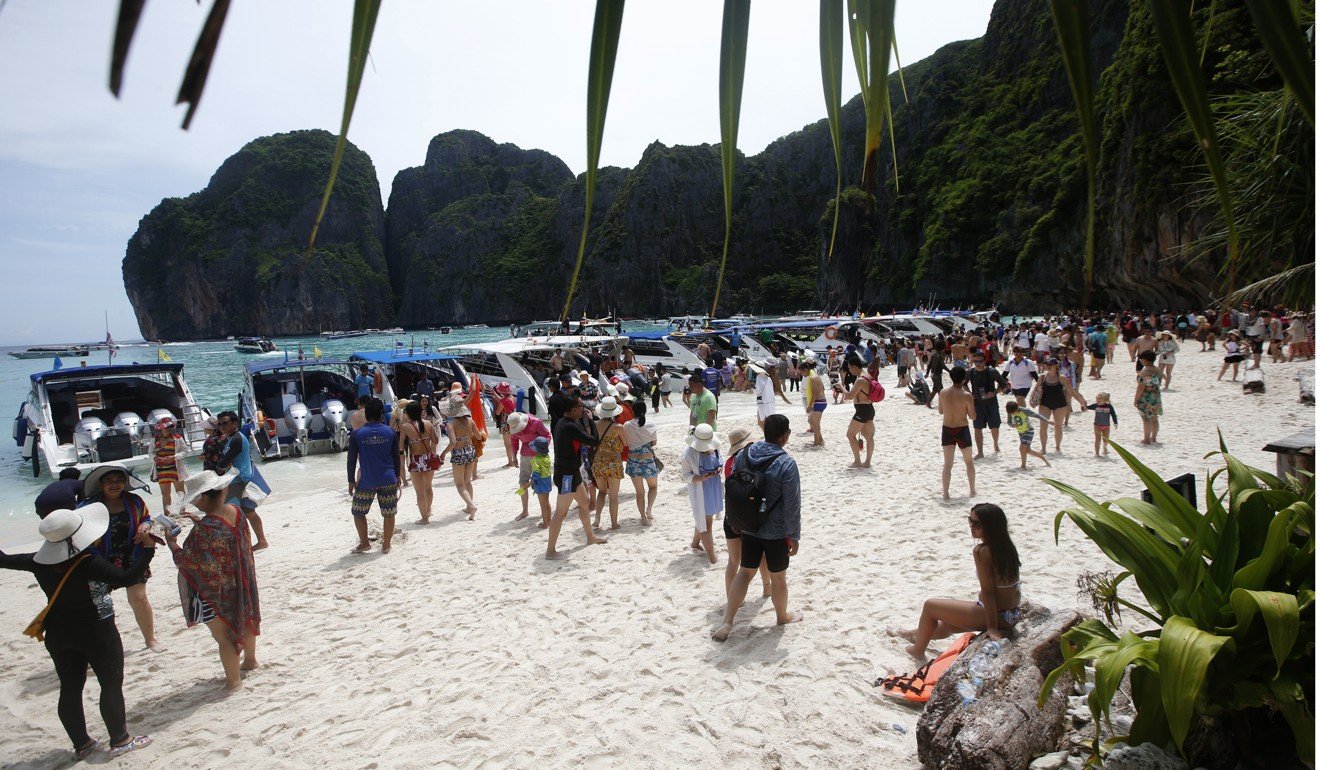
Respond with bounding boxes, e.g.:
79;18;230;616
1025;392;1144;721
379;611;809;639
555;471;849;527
8;345;92;360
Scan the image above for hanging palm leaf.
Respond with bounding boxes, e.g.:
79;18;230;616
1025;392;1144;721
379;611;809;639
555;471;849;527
1047;0;1098;308
305;0;381;254
1243;0;1314;126
845;0;896;199
708;0;750;319
176;0;232;130
560;0;625;323
819;0;845;260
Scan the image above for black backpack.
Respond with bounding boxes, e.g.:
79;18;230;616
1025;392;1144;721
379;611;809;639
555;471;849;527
725;448;776;534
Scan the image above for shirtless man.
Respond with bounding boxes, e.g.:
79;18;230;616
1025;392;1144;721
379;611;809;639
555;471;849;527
843;354;877;468
937;366;977;501
1133;326;1157;373
950;337;970;368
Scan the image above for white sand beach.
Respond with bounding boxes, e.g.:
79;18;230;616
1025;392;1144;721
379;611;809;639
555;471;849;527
0;352;1313;769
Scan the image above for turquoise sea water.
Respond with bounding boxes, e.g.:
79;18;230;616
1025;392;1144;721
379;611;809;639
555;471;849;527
0;324;666;549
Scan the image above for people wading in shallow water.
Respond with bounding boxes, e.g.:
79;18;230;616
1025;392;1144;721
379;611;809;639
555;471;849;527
843;353;877;468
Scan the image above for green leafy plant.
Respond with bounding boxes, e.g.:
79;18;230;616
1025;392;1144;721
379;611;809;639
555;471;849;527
1039;438;1314;764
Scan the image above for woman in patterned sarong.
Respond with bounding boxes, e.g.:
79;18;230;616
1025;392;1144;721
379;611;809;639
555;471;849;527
167;470;262;691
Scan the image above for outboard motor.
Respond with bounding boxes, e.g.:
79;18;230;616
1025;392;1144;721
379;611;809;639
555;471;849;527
113;412;144;439
74;416;109;462
322;399;350;451
285;402;311;456
145;408;176;430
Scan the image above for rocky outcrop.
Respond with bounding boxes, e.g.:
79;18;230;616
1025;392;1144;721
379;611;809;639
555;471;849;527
916;604;1081;769
123;130;392;339
125;0;1286;338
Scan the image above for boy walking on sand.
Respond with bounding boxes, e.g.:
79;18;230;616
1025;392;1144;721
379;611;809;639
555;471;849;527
1004;402;1051;469
937;366;977;501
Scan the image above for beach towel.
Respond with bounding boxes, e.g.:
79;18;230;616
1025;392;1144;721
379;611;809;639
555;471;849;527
174;505;261;650
874;633;974;703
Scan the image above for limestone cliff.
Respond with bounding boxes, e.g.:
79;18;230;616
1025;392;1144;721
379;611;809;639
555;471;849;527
123;130;391;340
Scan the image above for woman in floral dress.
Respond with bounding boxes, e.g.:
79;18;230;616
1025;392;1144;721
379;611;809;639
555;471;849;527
1133;350;1163;445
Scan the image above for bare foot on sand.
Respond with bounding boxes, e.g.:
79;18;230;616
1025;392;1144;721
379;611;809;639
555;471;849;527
712;623;734;642
515;511;528;521
381;544;392;554
146;641;166;653
240;659;260;671
886;627;918;643
588;536;609;545
544;550;562;560
777;611;804;626
610;523;621;530
352;543;371;554
904;644;928;659
467;512;475;521
253;541;269;552
537;521;548;529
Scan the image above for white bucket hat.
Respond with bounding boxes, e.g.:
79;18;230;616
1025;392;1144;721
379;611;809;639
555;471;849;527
727;425;756;455
81;463;147;501
177;469;238;510
34;504;110;565
595;396;623;420
686;423;720;452
614;382;631;397
506;412;530;434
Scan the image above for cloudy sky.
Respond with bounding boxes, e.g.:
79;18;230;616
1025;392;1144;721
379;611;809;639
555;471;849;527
0;0;994;345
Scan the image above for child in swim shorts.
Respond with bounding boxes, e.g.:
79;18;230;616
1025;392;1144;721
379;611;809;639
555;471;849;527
524;437;553;527
1085;392;1119;456
1005;402;1051;469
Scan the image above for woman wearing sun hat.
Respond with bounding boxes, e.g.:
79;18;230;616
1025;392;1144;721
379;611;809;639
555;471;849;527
439;393;480;519
590;396;627;530
491;381;519;468
682;424;724;565
80;464;162;653
167;469;261;691
0;504;155;759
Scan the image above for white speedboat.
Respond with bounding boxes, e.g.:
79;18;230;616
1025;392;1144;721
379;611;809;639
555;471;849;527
8;345;92;360
12;362;211;478
240;360;357;460
233;337;276;354
440;335;622;417
618;331;708;379
346;350;468;403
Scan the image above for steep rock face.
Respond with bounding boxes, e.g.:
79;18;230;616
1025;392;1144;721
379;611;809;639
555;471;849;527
123;130;391;339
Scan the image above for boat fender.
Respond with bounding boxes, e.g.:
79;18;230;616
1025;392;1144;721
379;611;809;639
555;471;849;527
264;418;278;438
824;326;838;340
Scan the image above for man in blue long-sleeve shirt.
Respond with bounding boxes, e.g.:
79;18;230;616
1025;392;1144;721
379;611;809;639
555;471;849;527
713;413;803;641
347;398;401;554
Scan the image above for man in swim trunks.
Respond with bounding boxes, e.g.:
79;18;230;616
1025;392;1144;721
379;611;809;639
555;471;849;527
966;352;1010;458
545;398;608;559
936;366;977;501
347;398;401;554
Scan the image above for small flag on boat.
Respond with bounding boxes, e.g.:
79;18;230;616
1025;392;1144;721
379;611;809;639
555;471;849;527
157;348;172;362
313;345;324;359
395;340;404;348
106;331;116;361
52;355;63;370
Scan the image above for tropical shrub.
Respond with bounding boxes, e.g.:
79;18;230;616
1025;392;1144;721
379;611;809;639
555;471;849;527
1038;438;1314;764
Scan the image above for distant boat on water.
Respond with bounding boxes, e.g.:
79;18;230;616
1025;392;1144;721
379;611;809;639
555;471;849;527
233;337;277;354
320;330;369;340
9;345;91;360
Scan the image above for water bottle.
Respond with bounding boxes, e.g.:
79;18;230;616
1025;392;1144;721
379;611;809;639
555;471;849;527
156;513;182;538
982;640;1003;657
955;679;978;706
967;653;991;681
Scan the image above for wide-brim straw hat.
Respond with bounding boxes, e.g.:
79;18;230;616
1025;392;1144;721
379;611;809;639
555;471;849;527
595;396;623;419
177;469;238;510
442;394;471;419
727;426;755;454
686;423;720;452
494;382;512;396
81;463;147;500
34;503;111;565
614;382;631;396
506;412;529;434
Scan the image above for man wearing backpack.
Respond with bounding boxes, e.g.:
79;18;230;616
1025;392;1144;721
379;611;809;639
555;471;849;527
712;414;802;642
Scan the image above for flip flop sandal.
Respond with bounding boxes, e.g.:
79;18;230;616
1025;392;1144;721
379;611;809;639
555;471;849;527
108;735;152;758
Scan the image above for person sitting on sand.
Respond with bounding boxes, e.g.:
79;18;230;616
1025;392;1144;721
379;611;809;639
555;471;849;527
167;470;261;691
683;423;724;565
894;503;1021;658
347;398;401;554
545;397;608;559
0;503;156;760
937;366;977;501
713;414;802;642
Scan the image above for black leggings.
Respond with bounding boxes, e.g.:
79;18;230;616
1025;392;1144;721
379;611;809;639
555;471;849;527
46;621;128;749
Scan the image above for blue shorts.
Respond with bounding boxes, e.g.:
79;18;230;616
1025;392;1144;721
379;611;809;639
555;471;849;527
530;473;552;495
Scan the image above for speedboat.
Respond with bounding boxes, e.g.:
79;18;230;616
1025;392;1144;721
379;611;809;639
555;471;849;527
439;327;451;334
384;327;405;335
321;330;368;340
12;362;212;478
240;360;357;460
516;318;622;337
346;350;468;403
8;345;92;360
440;336;621;417
234;337;276;354
618;331;708;381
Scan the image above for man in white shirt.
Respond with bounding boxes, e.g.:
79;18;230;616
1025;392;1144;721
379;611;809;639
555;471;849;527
1004;348;1038;406
1033;330;1051;363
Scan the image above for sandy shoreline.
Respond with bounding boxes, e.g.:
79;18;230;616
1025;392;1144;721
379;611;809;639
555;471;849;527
0;351;1313;769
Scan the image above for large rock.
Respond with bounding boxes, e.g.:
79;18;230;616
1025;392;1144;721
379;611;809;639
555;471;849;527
123;130;392;340
917;603;1081;769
